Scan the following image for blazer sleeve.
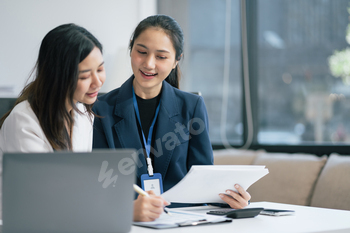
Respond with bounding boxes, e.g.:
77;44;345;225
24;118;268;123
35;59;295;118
92;103;110;149
92;115;109;149
186;96;214;170
0;107;53;153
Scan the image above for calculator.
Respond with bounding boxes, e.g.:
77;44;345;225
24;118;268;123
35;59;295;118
207;208;264;219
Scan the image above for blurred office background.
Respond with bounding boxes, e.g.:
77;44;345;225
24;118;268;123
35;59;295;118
1;0;350;154
0;0;156;97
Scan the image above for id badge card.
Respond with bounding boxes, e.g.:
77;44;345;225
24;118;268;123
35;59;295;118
141;173;163;196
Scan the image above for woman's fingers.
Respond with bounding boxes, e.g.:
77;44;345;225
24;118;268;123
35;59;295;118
219;184;251;209
146;190;171;206
234;184;251;201
133;191;170;222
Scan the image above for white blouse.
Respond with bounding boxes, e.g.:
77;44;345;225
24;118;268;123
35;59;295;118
0;100;93;153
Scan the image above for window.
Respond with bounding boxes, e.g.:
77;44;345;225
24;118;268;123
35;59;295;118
257;0;350;145
159;0;350;154
159;0;243;145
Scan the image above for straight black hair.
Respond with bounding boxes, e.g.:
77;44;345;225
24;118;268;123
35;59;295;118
0;23;103;150
129;14;184;89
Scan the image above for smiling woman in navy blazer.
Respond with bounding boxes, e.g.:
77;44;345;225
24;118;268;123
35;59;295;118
92;15;251;222
93;76;212;190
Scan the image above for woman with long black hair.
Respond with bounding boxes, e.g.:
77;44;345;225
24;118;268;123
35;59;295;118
93;15;250;222
0;23;105;152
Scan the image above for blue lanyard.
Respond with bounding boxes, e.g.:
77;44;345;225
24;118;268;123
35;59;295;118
132;87;160;175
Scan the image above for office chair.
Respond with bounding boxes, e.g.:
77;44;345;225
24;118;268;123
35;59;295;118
0;98;17;118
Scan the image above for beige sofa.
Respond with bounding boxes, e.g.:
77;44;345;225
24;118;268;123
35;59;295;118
214;149;350;211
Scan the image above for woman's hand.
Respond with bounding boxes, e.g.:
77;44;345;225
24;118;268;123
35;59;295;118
133;190;170;222
219;184;251;209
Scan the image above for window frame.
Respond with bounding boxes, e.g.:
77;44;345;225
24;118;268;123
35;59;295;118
212;0;350;156
158;0;350;156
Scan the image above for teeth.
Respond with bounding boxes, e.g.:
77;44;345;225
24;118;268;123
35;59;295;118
141;70;156;76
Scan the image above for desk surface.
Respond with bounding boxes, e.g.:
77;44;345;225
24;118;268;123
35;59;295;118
131;202;350;233
0;202;349;233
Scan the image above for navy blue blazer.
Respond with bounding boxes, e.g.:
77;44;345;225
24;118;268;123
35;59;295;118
92;77;213;192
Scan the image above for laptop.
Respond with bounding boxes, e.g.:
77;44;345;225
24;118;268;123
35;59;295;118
2;149;136;233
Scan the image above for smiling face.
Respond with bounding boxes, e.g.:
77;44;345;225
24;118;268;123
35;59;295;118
73;46;105;106
130;27;178;99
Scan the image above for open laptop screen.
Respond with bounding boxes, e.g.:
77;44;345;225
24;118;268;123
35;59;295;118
2;149;136;233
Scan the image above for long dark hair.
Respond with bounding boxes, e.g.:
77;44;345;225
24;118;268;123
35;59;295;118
0;23;103;150
129;15;184;89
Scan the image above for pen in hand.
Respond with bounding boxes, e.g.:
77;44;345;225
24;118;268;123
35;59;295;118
133;184;171;216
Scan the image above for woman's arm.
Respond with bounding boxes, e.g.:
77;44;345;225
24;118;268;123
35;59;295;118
186;96;214;168
92;116;110;149
0;103;52;152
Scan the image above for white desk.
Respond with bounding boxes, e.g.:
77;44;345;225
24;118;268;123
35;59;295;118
131;202;350;233
0;202;349;232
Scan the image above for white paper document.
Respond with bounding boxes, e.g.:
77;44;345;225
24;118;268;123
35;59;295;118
133;209;229;229
161;165;269;203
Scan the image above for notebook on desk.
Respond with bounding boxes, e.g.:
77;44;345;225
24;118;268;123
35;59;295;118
2;149;136;233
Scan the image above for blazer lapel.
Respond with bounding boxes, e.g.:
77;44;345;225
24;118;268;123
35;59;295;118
113;77;147;178
153;81;180;180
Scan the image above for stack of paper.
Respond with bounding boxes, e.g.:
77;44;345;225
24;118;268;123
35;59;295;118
161;165;269;203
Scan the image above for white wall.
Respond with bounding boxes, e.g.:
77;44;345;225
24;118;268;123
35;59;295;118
0;0;156;97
